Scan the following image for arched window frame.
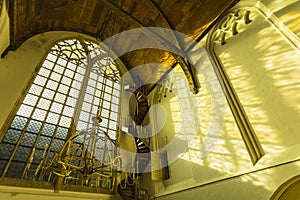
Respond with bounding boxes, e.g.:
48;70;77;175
0;36;121;186
206;3;264;165
206;1;300;165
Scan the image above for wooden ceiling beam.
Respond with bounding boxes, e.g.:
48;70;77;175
99;0;200;93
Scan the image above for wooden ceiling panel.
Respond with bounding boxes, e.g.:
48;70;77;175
7;0;239;91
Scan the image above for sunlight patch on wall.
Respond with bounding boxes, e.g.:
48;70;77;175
163;56;252;176
216;5;300;155
265;0;298;13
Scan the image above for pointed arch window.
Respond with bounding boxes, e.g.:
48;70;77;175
0;38;121;185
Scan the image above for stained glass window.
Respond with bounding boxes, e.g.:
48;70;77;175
0;38;120;186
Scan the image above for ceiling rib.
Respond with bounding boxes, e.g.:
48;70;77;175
99;0;201;93
96;11;111;40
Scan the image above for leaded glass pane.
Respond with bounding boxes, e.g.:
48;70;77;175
41;123;55;136
0;161;7;175
54;93;66;103
82;102;91;112
106;79;112;87
114;84;120;90
111;104;118;113
56;127;68;140
50;71;62;82
63;106;74;117
32;149;44;163
37;98;51;110
109;121;116;129
101;118;108;127
26;120;42;133
46;112;59;124
112;96;119;104
66;97;76;107
108;130;116;140
88;79;96;87
50;102;63;114
32;108;47;121
102;109;110;118
11;116;28;130
20;133;37;147
14;146;31;161
42;88;55;100
46;80;59;90
36;136;52;149
77;121;87;130
103;93;111;101
47;151;55;163
17;104;34;117
97;74;104;83
105;86;112;94
2;129;22;143
39;68;51;78
110;112;118;120
69;88;79;98
72;80;81;90
6;162;26;178
0;143;15;159
0;37;121;190
112;89;120;96
91;105;97;115
74;73;83;81
46;53;57;63
57;58;67;66
34;75;47;86
59;116;71;127
58;84;69;94
103;101;110;109
86;86;95;94
53;64;64;74
93;97;100;105
29;84;43;96
65;69;74;78
23;94;39;106
61;76;72;86
79;111;89;122
76;66;85;75
43;59;55;70
67;62;77;71
84;93;93;103
51;139;64;152
90;72;97;80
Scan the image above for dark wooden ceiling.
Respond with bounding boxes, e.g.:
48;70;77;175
7;0;238;92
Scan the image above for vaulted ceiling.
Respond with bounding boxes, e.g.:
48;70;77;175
7;0;238;93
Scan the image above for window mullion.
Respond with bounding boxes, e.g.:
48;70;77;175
72;57;91;131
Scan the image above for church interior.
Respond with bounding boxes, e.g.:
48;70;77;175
1;0;300;199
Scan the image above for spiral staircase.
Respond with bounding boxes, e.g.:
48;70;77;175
118;87;151;200
132;89;149;126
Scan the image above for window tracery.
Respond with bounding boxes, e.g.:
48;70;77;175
0;37;121;190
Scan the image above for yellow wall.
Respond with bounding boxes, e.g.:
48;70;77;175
0;185;119;200
0;0;9;55
145;0;300;199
